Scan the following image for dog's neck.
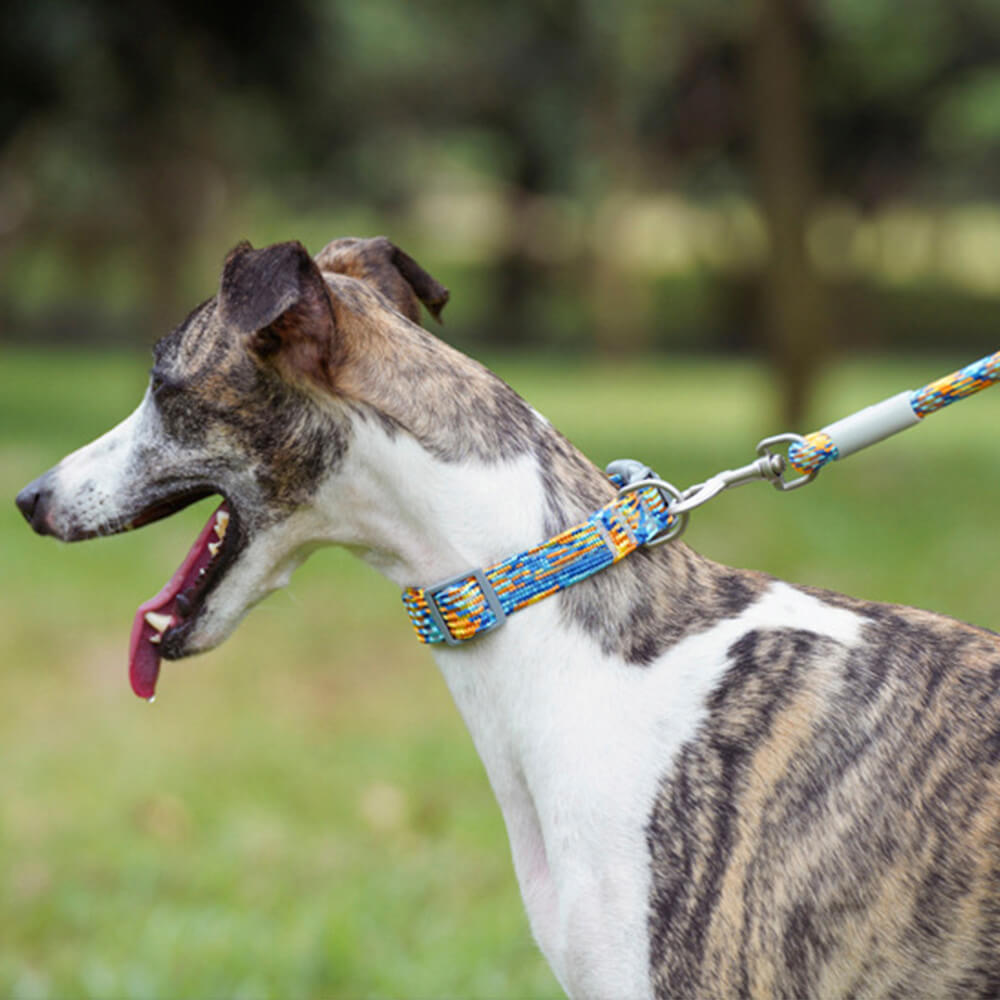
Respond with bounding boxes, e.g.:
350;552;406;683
321;394;647;588
306;365;763;663
292;370;765;996
316;406;657;990
335;432;560;589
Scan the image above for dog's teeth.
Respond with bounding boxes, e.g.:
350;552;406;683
214;510;229;539
208;540;221;557
144;611;172;633
149;633;162;645
198;568;206;578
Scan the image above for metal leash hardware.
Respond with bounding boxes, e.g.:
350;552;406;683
754;433;819;491
609;348;1000;546
607;436;814;547
605;459;689;546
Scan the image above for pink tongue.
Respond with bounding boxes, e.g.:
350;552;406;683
128;503;228;700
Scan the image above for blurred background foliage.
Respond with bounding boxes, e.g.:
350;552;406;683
4;0;1000;418
3;2;1000;998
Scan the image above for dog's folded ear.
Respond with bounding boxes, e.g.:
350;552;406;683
220;240;341;377
314;236;450;325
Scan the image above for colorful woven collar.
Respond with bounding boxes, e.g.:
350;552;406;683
401;476;677;645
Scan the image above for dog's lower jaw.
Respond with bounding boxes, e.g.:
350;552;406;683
173;536;320;657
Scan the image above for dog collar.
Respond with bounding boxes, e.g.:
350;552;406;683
401;475;678;645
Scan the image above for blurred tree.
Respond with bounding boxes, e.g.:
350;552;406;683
749;0;829;424
644;0;1000;419
0;0;329;333
4;0;1000;426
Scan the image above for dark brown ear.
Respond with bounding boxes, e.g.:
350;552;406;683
220;241;341;380
314;236;449;324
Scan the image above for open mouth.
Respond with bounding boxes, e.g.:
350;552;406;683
127;495;242;701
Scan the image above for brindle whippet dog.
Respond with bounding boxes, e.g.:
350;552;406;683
15;238;1000;999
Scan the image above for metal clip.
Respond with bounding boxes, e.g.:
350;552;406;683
755;433;818;491
606;437;812;550
669;452;787;514
622;477;689;546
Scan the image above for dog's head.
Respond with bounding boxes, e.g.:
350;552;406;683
15;237;450;699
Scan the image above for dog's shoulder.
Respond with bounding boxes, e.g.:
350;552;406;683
646;578;1000;1000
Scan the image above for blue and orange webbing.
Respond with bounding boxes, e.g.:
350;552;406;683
403;481;675;645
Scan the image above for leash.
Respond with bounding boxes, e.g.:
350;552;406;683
630;348;1000;531
403;350;999;646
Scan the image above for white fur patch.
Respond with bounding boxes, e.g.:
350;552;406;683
49;391;155;530
306;423;551;588
434;582;863;997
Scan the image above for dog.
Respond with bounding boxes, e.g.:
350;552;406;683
16;237;1000;999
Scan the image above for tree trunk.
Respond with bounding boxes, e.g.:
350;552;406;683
748;0;828;426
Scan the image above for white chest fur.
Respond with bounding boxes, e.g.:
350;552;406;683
314;421;865;997
434;583;862;999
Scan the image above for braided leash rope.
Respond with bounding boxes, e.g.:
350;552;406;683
787;350;1000;475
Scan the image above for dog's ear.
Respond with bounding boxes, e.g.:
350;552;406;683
220;241;341;379
314;236;450;325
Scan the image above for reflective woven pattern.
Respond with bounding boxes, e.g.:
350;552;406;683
402;483;676;645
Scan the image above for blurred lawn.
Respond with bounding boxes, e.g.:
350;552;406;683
1;346;997;1000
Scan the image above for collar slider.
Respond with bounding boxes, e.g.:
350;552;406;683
425;568;507;646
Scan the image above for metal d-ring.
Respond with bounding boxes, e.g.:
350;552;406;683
755;433;818;492
616;477;689;546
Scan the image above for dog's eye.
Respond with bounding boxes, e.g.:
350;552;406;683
150;371;179;401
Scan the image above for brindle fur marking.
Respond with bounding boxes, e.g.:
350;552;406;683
648;606;1000;999
315;236;450;324
148;278;350;532
318;274;541;464
313;246;769;664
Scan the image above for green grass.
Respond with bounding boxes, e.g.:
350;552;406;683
1;346;998;999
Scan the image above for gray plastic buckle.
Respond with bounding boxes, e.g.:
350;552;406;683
425;568;507;646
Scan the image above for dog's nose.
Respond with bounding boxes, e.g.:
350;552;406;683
15;477;55;536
